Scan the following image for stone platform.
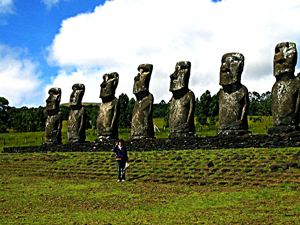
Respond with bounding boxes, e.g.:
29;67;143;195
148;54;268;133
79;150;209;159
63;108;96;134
3;133;300;153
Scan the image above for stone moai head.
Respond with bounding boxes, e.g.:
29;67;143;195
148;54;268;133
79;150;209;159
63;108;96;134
46;88;61;112
169;61;191;93
69;84;85;108
133;64;153;96
220;53;244;86
100;72;119;101
274;42;297;79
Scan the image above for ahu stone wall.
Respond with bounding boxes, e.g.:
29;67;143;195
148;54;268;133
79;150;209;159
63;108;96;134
3;133;300;154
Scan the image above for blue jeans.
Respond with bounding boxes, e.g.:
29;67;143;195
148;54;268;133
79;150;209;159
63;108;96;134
116;160;126;180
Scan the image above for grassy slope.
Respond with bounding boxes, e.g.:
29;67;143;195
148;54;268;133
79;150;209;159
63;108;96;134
1;147;300;224
1;116;299;224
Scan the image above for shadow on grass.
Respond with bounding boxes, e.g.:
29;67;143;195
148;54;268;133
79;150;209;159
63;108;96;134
127;174;146;181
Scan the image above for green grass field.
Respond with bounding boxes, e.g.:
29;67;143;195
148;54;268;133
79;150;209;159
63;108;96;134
2;116;298;224
1;147;300;224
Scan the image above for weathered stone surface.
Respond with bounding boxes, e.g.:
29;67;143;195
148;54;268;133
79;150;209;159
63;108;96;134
268;42;300;135
280;163;289;170
97;72;120;140
289;162;298;168
169;61;196;138
45;87;62;144
207;161;214;167
270;165;279;171
67;84;86;143
172;156;183;161
129;64;154;140
6;133;300;153
218;53;250;135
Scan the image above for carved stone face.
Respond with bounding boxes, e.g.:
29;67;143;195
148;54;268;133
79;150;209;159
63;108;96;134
46;88;61;112
100;72;119;99
133;64;153;94
274;42;297;77
69;84;85;107
220;53;244;86
169;61;191;92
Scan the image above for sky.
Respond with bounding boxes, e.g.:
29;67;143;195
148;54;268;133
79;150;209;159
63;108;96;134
0;0;300;107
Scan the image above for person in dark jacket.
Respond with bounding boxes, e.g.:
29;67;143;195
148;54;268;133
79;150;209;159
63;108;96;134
112;139;128;182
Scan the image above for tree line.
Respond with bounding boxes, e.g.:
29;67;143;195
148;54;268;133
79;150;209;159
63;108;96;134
0;90;272;133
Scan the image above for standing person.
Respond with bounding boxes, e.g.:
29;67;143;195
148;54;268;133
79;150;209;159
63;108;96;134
112;139;128;182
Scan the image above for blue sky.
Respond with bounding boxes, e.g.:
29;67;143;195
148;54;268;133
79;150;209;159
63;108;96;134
0;0;300;107
0;0;106;106
0;0;107;52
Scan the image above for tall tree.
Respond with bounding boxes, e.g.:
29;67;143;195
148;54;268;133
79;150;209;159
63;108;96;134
60;106;71;120
248;91;261;116
153;100;169;118
124;98;135;127
7;107;21;132
7;106;46;132
35;106;47;131
260;91;272;116
163;100;171;127
248;91;272;116
196;90;212;126
85;104;99;130
118;93;129;128
208;90;220;125
0;97;10;133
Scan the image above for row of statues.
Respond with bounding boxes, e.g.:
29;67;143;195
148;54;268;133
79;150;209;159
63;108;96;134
45;42;300;144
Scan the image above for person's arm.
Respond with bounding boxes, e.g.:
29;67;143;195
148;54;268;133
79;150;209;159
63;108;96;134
112;143;118;152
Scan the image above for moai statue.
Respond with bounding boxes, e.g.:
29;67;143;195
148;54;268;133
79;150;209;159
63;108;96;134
169;61;196;138
268;42;300;135
97;72;120;140
217;53;250;135
67;84;86;143
45;87;63;144
128;64;155;140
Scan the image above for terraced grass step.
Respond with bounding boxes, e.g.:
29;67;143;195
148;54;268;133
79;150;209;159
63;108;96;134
1;148;300;187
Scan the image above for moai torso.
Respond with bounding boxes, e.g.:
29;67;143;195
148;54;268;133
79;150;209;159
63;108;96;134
268;42;300;134
218;85;249;131
97;72;119;140
67;107;86;142
97;97;119;139
131;93;154;138
129;64;155;140
272;79;300;126
169;61;196;138
169;90;195;134
45;112;63;144
45;87;62;144
217;53;250;135
67;84;86;143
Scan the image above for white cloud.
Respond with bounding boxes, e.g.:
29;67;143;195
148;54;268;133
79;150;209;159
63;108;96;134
0;44;42;107
0;0;14;15
41;0;58;8
44;68;103;105
47;0;300;103
41;0;70;9
0;0;14;24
